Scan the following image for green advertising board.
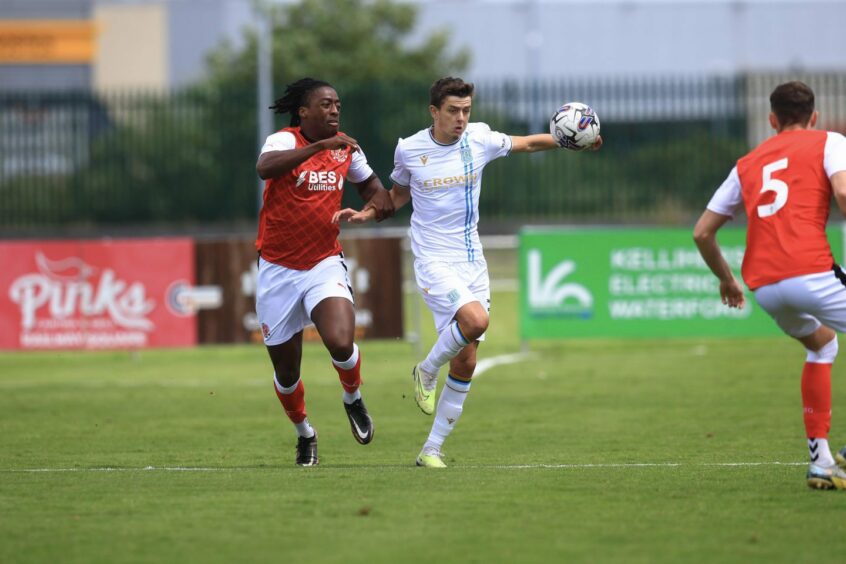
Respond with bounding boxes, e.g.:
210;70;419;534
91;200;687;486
519;226;844;339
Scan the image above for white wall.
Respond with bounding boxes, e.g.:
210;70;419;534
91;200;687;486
94;3;169;91
6;0;845;88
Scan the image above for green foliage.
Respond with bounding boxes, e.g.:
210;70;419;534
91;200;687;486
478;118;748;225
63;89;257;224
0;4;753;231
206;0;469;94
0;0;471;230
198;0;470;213
0;175;74;226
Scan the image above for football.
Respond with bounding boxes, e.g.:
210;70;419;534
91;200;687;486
549;102;600;151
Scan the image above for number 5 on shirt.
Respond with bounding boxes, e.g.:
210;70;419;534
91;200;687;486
758;158;789;218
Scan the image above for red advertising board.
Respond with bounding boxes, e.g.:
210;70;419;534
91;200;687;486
0;239;196;350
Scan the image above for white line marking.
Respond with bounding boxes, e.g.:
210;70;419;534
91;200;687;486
2;467;222;473
474;351;536;377
482;462;807;469
0;378;345;390
0;461;807;473
0;379;268;390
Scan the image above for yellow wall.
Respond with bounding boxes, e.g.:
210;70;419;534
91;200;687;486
93;4;167;91
0;20;97;64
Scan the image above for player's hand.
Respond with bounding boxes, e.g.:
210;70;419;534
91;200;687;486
332;208;375;224
719;277;745;309
364;189;395;222
320;133;360;153
589;135;603;151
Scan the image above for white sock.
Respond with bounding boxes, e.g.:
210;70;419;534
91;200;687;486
424;375;472;451
343;389;361;404
809;438;835;466
295;418;315;439
332;343;359;370
420;322;470;375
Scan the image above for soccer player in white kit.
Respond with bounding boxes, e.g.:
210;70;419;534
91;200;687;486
335;77;602;467
694;81;846;489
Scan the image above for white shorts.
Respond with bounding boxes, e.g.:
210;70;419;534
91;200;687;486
256;254;354;346
753;268;846;338
414;258;491;341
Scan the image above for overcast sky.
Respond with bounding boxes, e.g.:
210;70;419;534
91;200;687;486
436;0;828;2
403;0;837;4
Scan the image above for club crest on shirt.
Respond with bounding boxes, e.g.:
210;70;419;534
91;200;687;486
460;147;472;164
330;148;348;163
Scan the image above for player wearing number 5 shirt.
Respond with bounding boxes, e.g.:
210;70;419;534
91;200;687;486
255;78;393;466
694;81;846;490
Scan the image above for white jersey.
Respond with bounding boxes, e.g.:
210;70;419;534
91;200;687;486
390;123;512;262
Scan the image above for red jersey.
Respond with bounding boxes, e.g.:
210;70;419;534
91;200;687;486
737;130;833;289
256;127;361;270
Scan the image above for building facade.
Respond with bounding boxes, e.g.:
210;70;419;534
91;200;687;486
2;1;845;91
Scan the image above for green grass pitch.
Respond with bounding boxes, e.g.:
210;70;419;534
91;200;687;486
2;292;846;563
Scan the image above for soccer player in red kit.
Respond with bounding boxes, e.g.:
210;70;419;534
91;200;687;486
255;78;393;466
694;81;846;489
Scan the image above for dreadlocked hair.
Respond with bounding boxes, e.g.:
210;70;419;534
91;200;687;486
269;78;332;126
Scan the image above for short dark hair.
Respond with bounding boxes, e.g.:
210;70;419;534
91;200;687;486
429;77;474;108
770;81;815;127
270;77;333;126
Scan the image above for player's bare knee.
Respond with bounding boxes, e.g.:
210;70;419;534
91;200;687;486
325;338;354;362
274;368;300;388
805;334;839;364
798;326;837;353
459;314;488;341
817;326;837;346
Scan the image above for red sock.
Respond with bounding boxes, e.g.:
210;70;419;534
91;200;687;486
274;379;307;424
801;362;832;439
334;353;362;394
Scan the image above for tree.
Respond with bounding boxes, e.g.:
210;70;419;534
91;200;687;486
205;0;470;93
195;0;472;215
41;0;469;228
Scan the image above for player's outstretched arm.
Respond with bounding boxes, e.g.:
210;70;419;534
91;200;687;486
510;134;603;153
693;209;745;309
334;184;411;224
256;134;361;179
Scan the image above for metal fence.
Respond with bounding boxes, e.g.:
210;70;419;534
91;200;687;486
2;74;844;232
